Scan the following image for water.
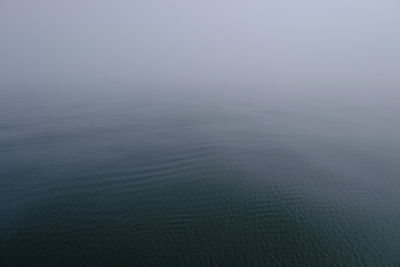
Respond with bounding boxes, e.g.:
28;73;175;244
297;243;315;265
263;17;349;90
1;86;400;266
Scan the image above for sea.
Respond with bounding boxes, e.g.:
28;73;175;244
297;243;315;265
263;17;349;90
1;84;400;266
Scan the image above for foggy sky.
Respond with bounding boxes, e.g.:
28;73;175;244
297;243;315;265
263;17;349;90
1;0;399;89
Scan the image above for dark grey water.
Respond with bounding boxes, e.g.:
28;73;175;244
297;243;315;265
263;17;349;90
1;86;400;266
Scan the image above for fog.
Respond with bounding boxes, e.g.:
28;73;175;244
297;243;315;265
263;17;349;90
1;0;399;95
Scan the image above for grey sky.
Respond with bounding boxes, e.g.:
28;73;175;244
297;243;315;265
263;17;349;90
1;0;399;89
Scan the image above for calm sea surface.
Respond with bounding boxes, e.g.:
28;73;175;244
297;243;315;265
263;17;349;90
1;86;400;266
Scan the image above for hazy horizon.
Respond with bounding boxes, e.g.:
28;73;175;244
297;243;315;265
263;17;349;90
1;0;399;90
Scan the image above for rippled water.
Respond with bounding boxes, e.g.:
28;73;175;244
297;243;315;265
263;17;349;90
1;87;400;266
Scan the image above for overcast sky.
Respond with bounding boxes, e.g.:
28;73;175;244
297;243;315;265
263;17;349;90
1;0;399;90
